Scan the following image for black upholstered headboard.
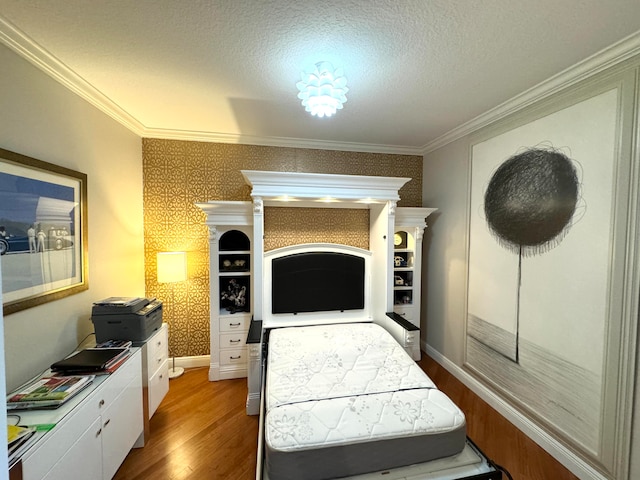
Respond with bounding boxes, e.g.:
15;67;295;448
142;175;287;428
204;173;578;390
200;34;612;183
263;243;372;328
271;251;365;314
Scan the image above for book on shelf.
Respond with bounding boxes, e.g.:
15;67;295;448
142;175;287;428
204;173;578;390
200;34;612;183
7;375;95;410
50;347;129;374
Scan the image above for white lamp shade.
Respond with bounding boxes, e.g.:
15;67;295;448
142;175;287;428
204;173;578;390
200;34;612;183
157;251;187;283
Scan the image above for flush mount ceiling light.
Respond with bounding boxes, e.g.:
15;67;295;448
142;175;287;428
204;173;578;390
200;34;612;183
296;61;348;118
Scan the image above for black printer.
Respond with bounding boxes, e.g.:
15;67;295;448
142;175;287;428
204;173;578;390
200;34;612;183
91;297;163;343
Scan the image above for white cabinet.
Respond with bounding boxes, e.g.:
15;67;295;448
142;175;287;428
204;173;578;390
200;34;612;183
196;201;253;381
134;323;169;448
20;349;143;480
144;324;169;419
101;371;144;479
41;417;103;480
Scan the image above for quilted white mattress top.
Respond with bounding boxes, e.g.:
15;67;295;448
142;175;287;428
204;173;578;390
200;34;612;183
266;323;436;409
265;323;465;453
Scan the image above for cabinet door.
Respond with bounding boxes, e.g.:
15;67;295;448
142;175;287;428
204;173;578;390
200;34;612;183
41;417;103;480
101;375;143;479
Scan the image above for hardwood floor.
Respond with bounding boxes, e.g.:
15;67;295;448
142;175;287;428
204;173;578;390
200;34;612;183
418;356;579;480
114;356;579;480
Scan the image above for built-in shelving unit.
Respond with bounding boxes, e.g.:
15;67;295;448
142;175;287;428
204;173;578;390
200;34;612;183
198;173;436;413
196;201;253;381
393;207;437;360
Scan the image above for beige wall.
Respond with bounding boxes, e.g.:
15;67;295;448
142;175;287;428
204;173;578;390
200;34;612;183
142;138;422;358
421;137;470;365
0;44;144;391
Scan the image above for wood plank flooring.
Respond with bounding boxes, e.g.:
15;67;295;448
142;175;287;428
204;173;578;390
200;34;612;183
114;355;580;480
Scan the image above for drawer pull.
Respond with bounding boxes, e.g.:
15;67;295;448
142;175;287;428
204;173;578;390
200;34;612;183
157;357;163;364
230;339;241;343
157;341;162;346
230;355;242;360
229;322;241;327
104;419;111;427
159;374;164;379
96;428;102;437
99;399;105;407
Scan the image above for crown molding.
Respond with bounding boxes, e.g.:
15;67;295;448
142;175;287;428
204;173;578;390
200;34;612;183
422;30;640;155
142;127;424;156
4;13;638;158
0;14;422;157
0;15;146;135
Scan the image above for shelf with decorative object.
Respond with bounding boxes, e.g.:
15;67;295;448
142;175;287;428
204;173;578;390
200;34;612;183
393;207;437;360
196;201;253;381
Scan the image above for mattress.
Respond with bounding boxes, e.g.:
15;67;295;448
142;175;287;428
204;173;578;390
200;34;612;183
265;323;466;480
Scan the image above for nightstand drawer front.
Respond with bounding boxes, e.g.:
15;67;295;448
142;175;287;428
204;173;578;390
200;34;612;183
219;315;250;332
148;358;169;417
146;325;168;372
220;347;247;366
220;332;247;348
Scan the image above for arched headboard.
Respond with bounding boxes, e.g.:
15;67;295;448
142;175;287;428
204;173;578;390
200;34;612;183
263;243;372;328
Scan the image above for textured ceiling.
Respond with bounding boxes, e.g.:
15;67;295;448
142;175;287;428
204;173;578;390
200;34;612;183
2;1;640;154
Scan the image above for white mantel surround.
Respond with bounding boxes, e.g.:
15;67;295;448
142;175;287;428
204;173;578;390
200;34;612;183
240;170;410;208
240;170;411;322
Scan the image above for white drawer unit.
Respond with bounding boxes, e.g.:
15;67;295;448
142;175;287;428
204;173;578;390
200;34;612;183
144;324;169;418
19;349;143;480
135;323;169;447
216;312;251;378
219;314;251;332
220;331;247;348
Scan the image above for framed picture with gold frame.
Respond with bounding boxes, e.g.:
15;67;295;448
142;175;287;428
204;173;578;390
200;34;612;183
0;148;88;315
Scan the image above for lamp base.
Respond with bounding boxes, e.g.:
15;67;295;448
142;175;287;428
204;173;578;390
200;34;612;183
168;366;185;379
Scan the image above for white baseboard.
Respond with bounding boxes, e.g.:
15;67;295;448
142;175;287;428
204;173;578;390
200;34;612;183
169;354;210;370
423;342;605;480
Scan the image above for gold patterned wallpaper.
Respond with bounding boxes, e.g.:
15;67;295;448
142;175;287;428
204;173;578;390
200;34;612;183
142;138;422;358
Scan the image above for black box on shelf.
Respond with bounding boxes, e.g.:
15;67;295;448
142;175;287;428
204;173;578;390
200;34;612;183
91;297;163;343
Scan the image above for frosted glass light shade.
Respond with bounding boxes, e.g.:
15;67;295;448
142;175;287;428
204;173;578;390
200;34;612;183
296;62;348;118
157;251;187;283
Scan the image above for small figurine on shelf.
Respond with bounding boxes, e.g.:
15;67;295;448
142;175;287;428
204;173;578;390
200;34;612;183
221;278;248;313
394;256;407;267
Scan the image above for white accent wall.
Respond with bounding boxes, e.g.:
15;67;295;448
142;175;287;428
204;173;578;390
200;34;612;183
0;43;145;391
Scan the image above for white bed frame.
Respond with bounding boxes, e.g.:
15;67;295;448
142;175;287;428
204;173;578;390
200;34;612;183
256;243;502;480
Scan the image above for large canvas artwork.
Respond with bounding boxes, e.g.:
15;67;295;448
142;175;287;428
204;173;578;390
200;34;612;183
466;87;622;463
